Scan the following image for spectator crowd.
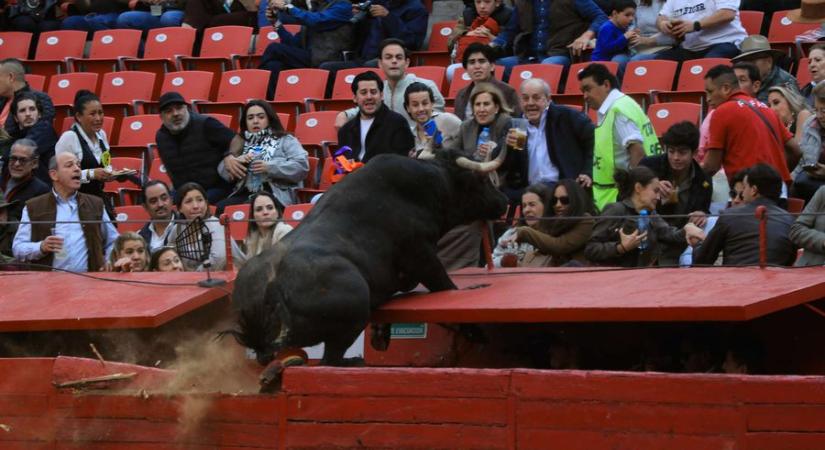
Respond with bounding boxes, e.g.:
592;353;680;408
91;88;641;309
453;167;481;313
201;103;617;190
1;0;825;277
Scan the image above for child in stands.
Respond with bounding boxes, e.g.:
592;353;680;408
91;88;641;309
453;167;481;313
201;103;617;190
592;0;638;78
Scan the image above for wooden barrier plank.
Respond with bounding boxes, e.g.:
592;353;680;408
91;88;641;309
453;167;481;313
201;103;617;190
0;443;52;450
286;422;508;449
518;430;738;450
739;377;825;404
512;370;742;404
55;418;277;447
282;367;510;398
0;358;54;394
744;432;825;450
57;394;281;424
287;396;507;425
747;405;825;432
0;395;49;416
0;417;55;442
518;400;741;434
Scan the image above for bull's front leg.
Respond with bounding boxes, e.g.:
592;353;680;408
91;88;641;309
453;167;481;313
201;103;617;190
404;244;457;292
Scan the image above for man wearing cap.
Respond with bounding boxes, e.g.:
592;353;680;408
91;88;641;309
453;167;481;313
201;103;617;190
154;92;245;203
0;139;50;256
732;35;799;103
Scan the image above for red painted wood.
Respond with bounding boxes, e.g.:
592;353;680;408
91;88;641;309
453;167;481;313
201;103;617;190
287;396;507;425
52;356;175;392
736;377;825;404
55;419;276;447
374;267;825;323
747;405;825;432
0;417;55;442
0;272;235;331
0;395;49;416
518;430;738;450
286;422;508;449
743;432;825;450
0;358;54;394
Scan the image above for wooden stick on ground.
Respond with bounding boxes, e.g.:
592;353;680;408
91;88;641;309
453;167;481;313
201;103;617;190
89;343;106;366
55;372;137;389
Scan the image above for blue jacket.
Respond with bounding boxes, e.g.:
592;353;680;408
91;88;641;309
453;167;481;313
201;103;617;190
258;0;352;33
591;20;627;61
358;0;429;61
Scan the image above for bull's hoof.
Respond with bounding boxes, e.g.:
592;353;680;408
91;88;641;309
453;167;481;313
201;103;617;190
370;323;392;351
258;350;307;393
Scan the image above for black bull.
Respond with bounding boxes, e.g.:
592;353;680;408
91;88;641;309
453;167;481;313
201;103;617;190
226;151;508;376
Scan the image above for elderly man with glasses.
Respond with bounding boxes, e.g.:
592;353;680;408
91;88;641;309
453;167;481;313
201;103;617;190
0;139;50;257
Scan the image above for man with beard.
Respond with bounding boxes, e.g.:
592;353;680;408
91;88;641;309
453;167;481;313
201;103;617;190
8;91;57;183
13;152;118;272
0;139;50;256
0;59;54;135
154;92;244;203
337;70;414;162
137;180;175;252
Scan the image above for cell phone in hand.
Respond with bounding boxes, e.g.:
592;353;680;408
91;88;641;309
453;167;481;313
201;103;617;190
803;163;819;172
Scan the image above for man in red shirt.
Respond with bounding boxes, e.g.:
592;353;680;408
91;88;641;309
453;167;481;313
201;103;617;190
702;65;801;184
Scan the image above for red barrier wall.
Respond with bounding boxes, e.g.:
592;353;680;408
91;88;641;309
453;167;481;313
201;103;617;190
2;358;825;449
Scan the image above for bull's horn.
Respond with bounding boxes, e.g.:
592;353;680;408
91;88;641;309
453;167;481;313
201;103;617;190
455;141;508;173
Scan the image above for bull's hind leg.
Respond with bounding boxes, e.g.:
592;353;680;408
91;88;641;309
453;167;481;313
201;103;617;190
320;325;367;367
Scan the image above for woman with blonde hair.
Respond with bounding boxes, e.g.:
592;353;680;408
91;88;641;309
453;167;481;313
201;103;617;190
767;85;812;143
108;232;149;272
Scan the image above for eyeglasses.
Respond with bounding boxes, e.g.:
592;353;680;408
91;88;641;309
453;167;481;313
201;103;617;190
8;156;34;165
552;196;570;205
729;190;744;200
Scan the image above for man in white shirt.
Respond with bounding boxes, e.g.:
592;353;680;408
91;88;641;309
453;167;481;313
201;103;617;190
12;152;118;272
137;180;174;252
654;0;747;61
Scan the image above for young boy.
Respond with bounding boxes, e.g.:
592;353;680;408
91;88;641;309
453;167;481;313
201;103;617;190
591;0;638;63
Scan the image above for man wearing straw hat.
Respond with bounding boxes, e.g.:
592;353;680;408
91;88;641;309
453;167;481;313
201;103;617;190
732;34;800;103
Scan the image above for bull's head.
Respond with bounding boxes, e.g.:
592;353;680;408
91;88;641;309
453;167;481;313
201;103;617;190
431;147;509;227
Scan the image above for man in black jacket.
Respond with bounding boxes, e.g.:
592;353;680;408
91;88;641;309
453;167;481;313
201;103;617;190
503;77;594;197
337;71;414;163
154;92;244;203
0;59;54;136
688;163;796;266
640;121;712;265
0;139;50;256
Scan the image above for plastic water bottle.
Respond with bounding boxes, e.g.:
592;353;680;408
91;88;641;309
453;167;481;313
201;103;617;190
477;127;491;159
637;209;649;252
246;146;264;192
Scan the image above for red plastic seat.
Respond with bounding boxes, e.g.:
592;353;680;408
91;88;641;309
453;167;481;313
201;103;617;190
196;69;270;129
768;10;819;57
224;203;250;241
111;114;162;160
283;202;313;227
237;24;302;68
105;157;144;206
406;66;447;94
205;113;233;129
67;29;142;76
449;66;505;98
140;71;214;114
647;102;701;136
622;60;678;107
148;157;172;186
294;111;339;157
312;67;382;112
739;10;764;36
296;155;320;202
656;58;731;104
47;72;98;106
410;20;456;66
179;25;253;74
787;197;805;214
0;32;32;59
122;27;197;89
114;205;150;233
797;57;812;89
99;71;157;143
61;116;115;139
25;30;87;77
564;61;619;94
508;64;564;95
272;68;329;116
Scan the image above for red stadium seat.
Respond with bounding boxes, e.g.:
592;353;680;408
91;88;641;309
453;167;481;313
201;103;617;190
205;113;233;128
296;156;321;202
564;61;619;94
449;66;505;98
739;10;764;36
179;25;253;74
237;24;302;68
622;60;678;107
196;69;270;129
67;29;142;76
141;70;214;114
224;204;250;241
656;58;731;104
0;32;32;59
410;20;456;66
99;71;157;143
647;102;701;136
768;9;819;57
114;205;150;233
508;64;564;95
294;111;340;157
61;116;115;139
312;67;382;112
272;68;329;116
47;72;98;107
787;197;805;214
406;66;447;93
122;27;197;86
25;74;46;92
25;30;86;77
797;57;812;89
148;157;172;186
283;203;313;227
110;114;162;161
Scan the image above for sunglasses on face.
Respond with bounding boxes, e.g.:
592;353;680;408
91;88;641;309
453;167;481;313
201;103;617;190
8;156;34;165
552;196;570;206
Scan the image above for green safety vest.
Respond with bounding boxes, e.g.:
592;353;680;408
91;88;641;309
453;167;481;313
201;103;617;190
592;94;662;211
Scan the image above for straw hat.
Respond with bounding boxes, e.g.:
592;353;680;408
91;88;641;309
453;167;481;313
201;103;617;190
731;35;785;62
788;0;825;24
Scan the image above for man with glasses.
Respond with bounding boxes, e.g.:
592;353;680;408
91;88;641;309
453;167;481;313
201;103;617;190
640;121;712;265
0;139;50;256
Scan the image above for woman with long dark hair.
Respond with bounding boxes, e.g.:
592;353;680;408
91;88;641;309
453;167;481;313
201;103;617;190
54;90;111;200
217;100;308;212
586;166;688;267
237;191;293;265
